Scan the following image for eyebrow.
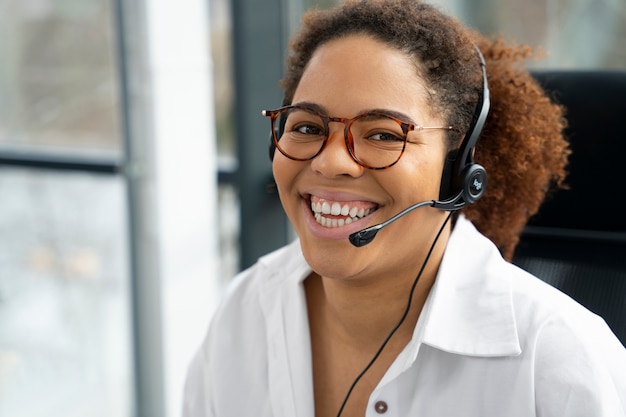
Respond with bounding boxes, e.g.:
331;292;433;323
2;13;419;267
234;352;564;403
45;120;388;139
292;101;417;126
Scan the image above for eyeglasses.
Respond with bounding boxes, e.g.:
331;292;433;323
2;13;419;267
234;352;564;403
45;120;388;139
262;104;453;169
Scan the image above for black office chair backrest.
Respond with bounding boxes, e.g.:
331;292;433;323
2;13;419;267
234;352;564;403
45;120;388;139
513;70;626;347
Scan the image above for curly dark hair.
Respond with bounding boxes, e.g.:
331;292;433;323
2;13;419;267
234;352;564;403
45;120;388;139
280;0;570;260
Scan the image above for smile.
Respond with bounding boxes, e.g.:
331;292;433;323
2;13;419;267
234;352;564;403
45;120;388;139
310;196;378;228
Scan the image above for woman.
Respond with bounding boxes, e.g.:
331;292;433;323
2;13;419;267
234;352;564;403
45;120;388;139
183;1;626;416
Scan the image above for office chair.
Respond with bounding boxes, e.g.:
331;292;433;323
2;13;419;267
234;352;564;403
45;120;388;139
513;70;626;347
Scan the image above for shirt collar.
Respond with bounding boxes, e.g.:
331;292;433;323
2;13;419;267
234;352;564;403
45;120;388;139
260;215;522;359
420;215;522;357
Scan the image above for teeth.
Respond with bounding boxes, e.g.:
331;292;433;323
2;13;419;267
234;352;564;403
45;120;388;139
310;198;377;229
310;200;374;219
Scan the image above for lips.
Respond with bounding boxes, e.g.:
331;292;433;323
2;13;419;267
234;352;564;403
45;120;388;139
310;195;378;228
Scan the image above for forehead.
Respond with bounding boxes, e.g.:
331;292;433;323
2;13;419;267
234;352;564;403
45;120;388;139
293;34;435;121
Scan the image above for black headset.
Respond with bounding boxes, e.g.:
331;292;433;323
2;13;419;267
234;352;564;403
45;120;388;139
435;47;489;210
268;47;490;211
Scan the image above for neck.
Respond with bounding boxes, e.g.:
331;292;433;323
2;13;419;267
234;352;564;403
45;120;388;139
305;223;449;351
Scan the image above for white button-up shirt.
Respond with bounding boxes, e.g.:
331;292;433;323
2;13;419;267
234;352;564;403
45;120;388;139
183;216;626;417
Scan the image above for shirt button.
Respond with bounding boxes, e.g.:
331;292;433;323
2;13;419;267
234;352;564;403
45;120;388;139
374;401;388;414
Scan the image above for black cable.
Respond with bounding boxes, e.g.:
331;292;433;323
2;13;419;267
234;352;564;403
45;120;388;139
335;212;453;417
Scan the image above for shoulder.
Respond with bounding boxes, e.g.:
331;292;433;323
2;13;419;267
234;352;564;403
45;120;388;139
525;291;626;414
452;216;620;349
504;249;622;360
217;239;307;310
183;239;311;416
448;217;626;413
207;238;308;344
496;243;626;414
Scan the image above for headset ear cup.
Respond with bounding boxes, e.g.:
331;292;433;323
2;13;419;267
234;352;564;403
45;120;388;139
438;150;457;201
462;163;487;204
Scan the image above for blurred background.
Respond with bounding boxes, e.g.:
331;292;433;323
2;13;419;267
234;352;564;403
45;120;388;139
0;0;624;416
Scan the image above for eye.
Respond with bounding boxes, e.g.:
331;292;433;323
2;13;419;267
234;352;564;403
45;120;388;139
354;115;406;144
293;123;324;136
284;109;325;137
367;132;405;142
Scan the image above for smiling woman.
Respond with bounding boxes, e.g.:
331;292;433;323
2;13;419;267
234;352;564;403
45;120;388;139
273;34;451;285
183;1;626;417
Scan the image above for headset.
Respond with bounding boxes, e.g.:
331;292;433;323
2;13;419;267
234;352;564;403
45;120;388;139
268;46;490;212
436;47;489;210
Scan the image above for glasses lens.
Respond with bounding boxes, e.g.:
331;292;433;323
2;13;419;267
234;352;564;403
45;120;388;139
350;114;407;168
277;108;327;160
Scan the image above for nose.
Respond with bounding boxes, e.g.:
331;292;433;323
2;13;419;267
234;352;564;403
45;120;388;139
309;123;364;178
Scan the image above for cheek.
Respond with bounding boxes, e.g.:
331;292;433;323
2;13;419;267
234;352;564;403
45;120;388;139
272;156;302;210
272;155;293;190
393;150;447;198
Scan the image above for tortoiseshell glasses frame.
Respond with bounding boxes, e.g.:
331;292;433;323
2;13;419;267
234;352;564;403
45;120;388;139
263;104;454;170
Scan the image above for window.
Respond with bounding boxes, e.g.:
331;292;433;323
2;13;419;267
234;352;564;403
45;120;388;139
0;1;134;416
431;0;626;69
0;168;133;417
0;0;218;416
0;0;121;155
